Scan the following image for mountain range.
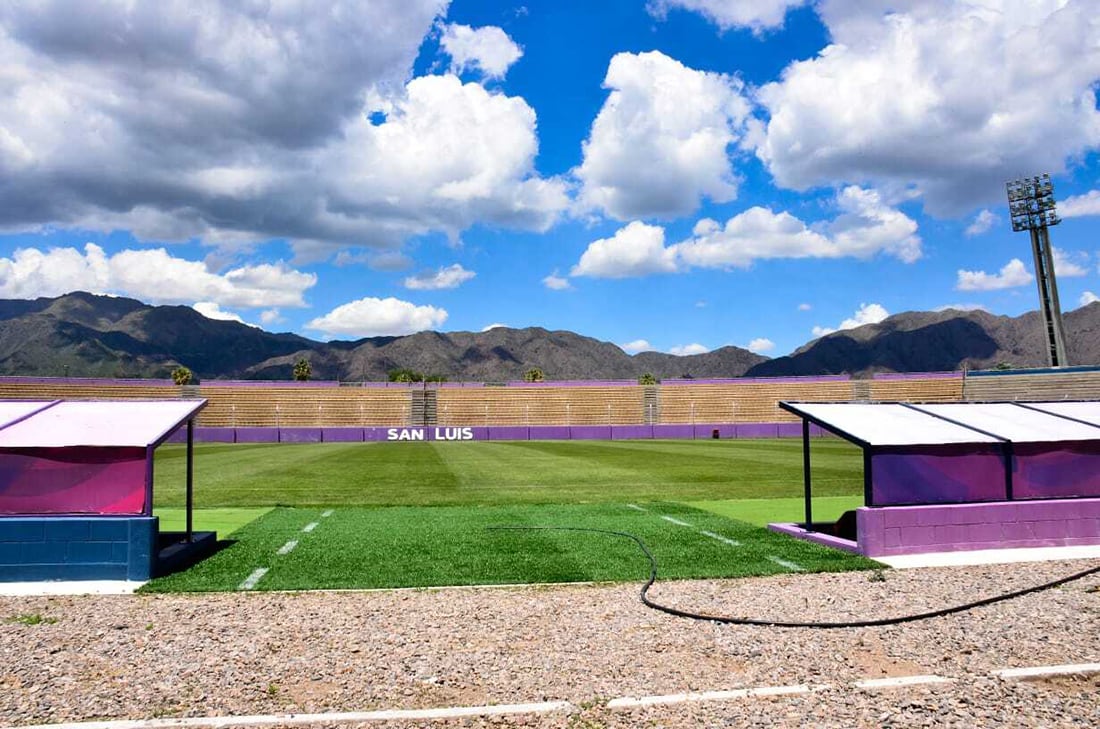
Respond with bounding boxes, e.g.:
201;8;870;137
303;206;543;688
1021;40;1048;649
0;292;1097;381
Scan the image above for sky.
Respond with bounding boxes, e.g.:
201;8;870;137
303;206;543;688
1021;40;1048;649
1;0;1099;359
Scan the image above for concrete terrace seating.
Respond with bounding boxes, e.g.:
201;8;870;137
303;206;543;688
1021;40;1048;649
963;370;1100;402
0;380;177;402
659;379;854;423
868;375;964;403
436;386;646;426
195;386;411;427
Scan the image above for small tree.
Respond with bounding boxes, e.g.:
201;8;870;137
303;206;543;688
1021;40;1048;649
638;373;658;385
171;366;193;386
388;368;424;383
523;367;545;383
293;358;312;381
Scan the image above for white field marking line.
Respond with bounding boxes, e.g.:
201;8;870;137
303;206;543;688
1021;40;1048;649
659;515;693;527
993;662;1100;680
237;568;268;591
11;701;575;729
607;684;818;709
302;522;319;533
276;540;299;556
768;556;805;572
321;509;334;517
625;503;648;512
699;530;741;547
855;675;954;690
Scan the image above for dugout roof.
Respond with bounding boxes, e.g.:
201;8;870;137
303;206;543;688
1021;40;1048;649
0;400;207;448
780;401;1100;448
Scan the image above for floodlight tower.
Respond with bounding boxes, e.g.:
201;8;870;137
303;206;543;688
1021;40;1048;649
1006;173;1068;367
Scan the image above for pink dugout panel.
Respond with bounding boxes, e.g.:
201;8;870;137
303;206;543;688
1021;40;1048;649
0;446;147;515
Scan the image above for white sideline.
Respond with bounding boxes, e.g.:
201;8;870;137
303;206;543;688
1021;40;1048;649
699;530;741;547
10;701;575;729
237;568;268;591
768;556;805;572
301;522;319;533
855;675;953;689
321;509;334;517
659;515;692;527
607;684;816;708
993;662;1100;680
276;540;298;556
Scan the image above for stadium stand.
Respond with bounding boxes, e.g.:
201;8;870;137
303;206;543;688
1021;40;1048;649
869;375;964;403
962;368;1100;402
659;379;853;423
436;386;646;426
194;386;411;427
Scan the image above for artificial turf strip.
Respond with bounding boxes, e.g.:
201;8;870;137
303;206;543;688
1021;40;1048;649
140;503;880;593
152;438;864;508
688;496;864;527
152;507;273;536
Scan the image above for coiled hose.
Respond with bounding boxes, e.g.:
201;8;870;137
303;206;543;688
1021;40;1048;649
489;525;1100;629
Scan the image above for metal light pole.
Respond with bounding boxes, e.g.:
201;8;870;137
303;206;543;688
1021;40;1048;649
1006;174;1068;367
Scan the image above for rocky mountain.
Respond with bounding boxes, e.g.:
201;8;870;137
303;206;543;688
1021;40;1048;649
746;304;1100;377
1;292;1097;382
0;292;766;381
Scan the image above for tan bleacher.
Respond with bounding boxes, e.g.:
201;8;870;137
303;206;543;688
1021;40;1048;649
659;380;855;423
195;386;410;427
963;370;1100;402
0;379;177;402
868;376;964;403
436;386;646;426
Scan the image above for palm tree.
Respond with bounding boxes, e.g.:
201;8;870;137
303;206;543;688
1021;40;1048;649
523;367;545;383
293;358;312;381
638;373;658;385
171;366;193;386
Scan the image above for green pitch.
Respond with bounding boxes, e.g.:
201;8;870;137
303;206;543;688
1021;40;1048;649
145;439;874;592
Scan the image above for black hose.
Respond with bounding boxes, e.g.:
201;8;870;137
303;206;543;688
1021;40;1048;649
488;525;1100;629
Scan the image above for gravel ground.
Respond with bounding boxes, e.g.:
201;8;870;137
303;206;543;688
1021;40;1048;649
1;560;1099;728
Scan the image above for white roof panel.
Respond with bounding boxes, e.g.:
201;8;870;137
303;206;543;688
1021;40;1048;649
0;401;57;429
782;402;1001;446
915;403;1100;443
0;400;206;448
1024;401;1100;427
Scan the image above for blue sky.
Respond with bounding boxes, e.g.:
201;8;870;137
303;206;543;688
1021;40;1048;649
1;0;1099;358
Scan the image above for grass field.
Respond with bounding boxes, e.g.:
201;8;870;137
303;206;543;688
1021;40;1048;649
144;438;874;592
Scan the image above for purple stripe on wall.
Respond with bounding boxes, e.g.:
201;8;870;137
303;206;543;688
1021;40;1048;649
652;424;695;439
486;426;530;441
529;426;572;440
871;371;961;380
194;427;235;443
735;423;778;439
235;427;279;443
280;428;322;443
201;381;341;388
613;425;653;440
0;376;176;387
321;428;365;443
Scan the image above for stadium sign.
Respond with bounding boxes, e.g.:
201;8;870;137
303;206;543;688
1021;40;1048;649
386;427;475;441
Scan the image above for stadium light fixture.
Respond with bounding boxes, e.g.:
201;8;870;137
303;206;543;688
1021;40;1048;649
1005;174;1068;367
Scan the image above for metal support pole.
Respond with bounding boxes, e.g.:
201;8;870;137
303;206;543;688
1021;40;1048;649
186;419;194;543
802;419;813;532
1031;226;1068;366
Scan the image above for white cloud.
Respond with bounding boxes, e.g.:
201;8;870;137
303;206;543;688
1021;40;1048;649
670;343;709;356
193;301;247;325
542;271;572;290
1060;190;1100;218
440;23;523;79
965;209;997;237
620;339;655;354
812;302;889;337
0;243;315;307
0;5;570;256
754;2;1100;214
798;303;812;311
695;300;707;308
575;51;751;220
672;186;920;269
747;337;775;354
306;297;447;338
481;322;509;331
259;309;284;326
647;0;808;33
956;258;1033;291
1053;248;1089;278
571;221;678;278
1081;291;1099;306
404;263;476;290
